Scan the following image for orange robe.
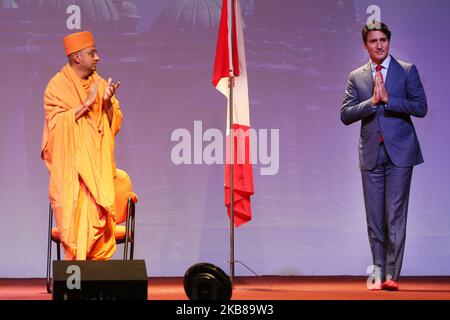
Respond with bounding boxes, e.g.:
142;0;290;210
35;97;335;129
41;64;122;260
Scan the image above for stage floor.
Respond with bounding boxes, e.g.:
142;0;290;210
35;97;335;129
1;276;450;300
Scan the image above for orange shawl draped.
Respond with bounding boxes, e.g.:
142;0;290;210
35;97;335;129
41;64;122;260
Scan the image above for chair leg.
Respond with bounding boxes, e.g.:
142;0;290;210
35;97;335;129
46;240;52;293
123;230;129;260
46;204;53;294
129;201;135;260
130;240;134;260
123;199;132;260
57;242;61;260
122;238;127;260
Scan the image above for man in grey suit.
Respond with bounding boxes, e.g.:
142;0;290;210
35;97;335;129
341;22;427;291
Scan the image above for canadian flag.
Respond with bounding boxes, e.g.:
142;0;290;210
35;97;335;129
212;0;254;227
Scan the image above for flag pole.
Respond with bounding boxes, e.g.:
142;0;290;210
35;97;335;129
228;0;236;288
228;72;235;287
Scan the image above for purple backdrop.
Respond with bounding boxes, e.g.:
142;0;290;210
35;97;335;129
0;0;449;277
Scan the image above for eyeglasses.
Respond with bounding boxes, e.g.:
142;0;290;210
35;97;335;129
77;49;99;58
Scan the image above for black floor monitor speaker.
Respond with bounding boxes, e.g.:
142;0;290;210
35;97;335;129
184;263;232;300
52;260;148;300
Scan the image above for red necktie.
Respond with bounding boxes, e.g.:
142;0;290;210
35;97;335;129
376;65;384;144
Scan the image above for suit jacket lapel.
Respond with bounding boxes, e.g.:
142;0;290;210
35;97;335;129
385;55;398;94
362;62;374;96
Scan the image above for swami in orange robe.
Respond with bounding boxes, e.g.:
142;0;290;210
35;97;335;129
41;31;122;260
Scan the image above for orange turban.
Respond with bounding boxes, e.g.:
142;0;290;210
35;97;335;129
63;31;95;56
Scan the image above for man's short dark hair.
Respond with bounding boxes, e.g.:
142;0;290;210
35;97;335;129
362;22;391;43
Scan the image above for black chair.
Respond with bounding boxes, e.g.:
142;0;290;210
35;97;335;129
46;169;138;293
